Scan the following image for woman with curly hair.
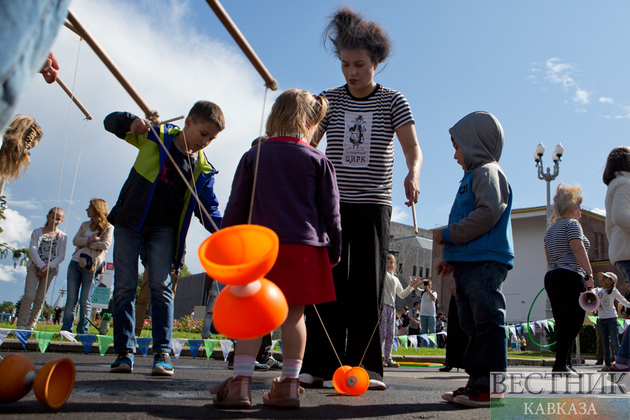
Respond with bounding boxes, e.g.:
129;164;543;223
0;114;42;182
61;199;113;334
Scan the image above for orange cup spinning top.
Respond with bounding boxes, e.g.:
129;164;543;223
198;225;288;339
0;354;75;409
333;365;352;394
343;366;370;396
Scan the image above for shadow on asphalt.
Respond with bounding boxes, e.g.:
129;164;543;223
0;402;470;419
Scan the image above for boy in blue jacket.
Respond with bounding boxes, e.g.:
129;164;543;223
435;111;514;407
104;101;224;376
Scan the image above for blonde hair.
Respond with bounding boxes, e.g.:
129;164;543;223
551;183;583;222
0;115;43;181
89;198;110;235
45;207;65;227
266;89;328;139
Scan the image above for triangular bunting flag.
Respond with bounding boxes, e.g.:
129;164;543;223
587;316;598;324
272;339;279;354
547;320;555;331
536;321;544;331
618;318;625;328
172;338;187;359
399;335;408;348
428;333;437;347
97;335;114;356
509;325;517;339
204;339;218;359
529;322;536;334
541;320;549;331
408;335;417;348
220;340;234;361
392;337;399;351
521;324;529;334
419;334;430;346
625;319;630;328
136;337;152;357
278;340;283;355
79;334;97;355
516;325;522;336
34;331;55;353
0;328;10;347
60;330;77;342
505;326;510;339
188;339;203;359
14;330;32;350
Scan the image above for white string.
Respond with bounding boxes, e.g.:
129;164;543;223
41;38;88;338
247;87;269;224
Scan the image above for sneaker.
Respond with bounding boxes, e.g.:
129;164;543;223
453;387;490;408
610;364;630;372
263;377;305;408
226;350;235;369
442;386;468;402
385;359;399;368
152;352;174;376
255;361;271;371
598;365;612;372
299;373;324;388
210;376;252;407
110;352;134;373
262;356;283;370
439;365;453;372
367;379;387;390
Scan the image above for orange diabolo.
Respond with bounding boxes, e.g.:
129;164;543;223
198;224;288;339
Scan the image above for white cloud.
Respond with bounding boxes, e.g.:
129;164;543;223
0;264;26;283
0;208;32;247
599;97;614;104
545;58;575;88
590;207;606;216
391;205;409;224
572;88;590;104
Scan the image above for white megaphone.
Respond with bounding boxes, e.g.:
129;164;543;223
579;289;600;312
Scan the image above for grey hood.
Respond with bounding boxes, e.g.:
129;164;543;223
449;111;504;171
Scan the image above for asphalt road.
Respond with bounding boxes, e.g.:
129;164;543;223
1;351;618;420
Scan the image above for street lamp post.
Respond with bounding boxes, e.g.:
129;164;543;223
534;142;565;228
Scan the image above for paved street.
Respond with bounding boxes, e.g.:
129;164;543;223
0;350;618;420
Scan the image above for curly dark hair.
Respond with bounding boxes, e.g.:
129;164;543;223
323;7;392;64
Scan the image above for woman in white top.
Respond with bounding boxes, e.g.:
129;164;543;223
593;272;630;370
61;199;113;334
380;254;419;367
16;207;67;330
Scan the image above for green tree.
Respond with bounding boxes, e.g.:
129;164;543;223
0;300;15;313
179;264;192;278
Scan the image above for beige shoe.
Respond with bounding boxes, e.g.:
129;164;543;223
263;377;305;408
210;376;252;407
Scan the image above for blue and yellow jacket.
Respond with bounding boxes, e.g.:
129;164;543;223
104;112;222;268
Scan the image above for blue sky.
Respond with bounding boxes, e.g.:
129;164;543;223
2;0;629;305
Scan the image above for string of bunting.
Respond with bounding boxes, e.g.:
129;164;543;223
0;328;284;360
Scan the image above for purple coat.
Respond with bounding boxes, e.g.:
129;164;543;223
222;137;342;264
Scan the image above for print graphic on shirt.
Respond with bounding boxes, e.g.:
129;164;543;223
343;111;372;167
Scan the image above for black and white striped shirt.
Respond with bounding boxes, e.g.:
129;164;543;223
320;84;414;205
544;218;590;275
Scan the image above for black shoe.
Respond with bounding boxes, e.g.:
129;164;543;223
261;356;283;370
254;361;270;371
439;365;453;372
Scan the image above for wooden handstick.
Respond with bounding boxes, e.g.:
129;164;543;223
66;9;159;123
125;116;185;135
205;0;278;91
411;202;418;235
55;77;92;120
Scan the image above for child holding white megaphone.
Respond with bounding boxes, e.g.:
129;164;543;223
591;272;630;371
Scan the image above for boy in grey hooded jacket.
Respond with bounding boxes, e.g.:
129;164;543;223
436;111;514;407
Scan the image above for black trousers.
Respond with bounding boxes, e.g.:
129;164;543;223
544;268;586;369
303;203;391;380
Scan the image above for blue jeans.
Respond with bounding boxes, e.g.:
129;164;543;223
420;315;436;347
617;326;630;365
0;0;70;132
599;318;621;366
112;225;175;354
454;261;508;388
61;260;95;334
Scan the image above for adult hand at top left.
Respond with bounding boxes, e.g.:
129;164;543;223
404;171;419;206
40;51;60;84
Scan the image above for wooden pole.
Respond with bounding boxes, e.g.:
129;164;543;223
411;203;419;235
55;77;93;120
65;9;159;123
205;0;278;91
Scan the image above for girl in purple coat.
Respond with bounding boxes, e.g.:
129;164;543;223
210;89;342;409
